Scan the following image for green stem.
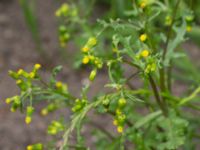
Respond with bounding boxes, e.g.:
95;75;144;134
148;75;168;116
159;0;181;95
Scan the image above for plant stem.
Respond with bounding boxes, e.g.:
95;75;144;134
167;64;172;92
148;75;168;116
159;0;181;96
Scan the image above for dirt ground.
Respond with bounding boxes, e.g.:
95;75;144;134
0;0;199;150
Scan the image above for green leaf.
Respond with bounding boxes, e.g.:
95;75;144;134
179;86;200;106
165;21;186;65
135;111;162;129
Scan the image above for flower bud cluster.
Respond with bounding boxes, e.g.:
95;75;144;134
56;3;78;47
113;98;127;133
25;106;34;124
47;120;65;135
72;99;87;113
6;96;21;112
185;14;194;32
8;64;41;91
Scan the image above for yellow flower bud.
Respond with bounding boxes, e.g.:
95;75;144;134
141;50;149;58
10;107;16;112
113;119;118;126
118;98;126;107
29;72;35;79
41;109;48;116
82;56;90;64
116;109;122;115
27;145;33;150
117;126;123;133
139;33;147;42
25;116;32;124
50;128;57;135
17;69;24;75
140;2;146;9
16;79;22;84
186;25;192;32
5;98;12;104
81;46;89;53
34;64;41;70
56;81;62;89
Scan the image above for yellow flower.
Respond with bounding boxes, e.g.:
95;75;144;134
81;46;89;53
16;79;22;84
82;56;90;64
17;69;24;75
25;116;32;124
116;109;122;115
139;33;147;42
29;72;35;79
27;145;33;150
5;98;11;104
141;50;149;58
118;98;126;107
140;1;147;9
56;81;62;89
113;119;118;126
49;128;57;135
10;107;16;112
117;126;123;133
41;109;48;116
34;64;41;70
186;25;192;32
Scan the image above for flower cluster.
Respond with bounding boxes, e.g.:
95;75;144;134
8;64;41;91
185;14;194;32
72;99;87;113
47;120;65;135
55;81;68;93
56;3;78;47
55;3;77;18
40;103;58;116
58;25;70;47
81;37;103;81
6;64;42;123
5;96;20;112
113;98;127;133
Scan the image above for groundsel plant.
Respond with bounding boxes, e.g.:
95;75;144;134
5;0;200;150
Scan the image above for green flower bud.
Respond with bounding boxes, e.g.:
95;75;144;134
89;69;97;81
118;98;126;107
